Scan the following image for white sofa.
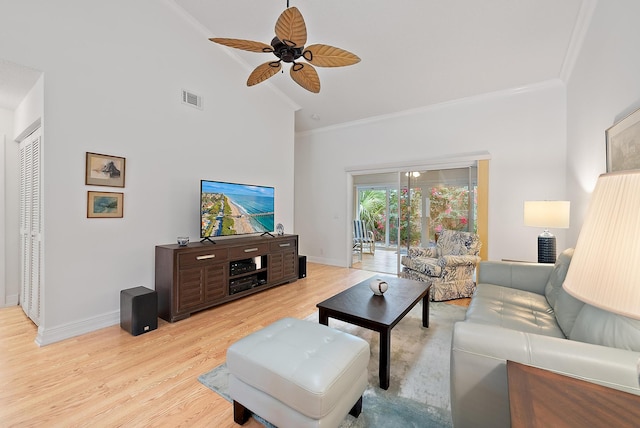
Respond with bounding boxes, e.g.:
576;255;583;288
450;248;640;427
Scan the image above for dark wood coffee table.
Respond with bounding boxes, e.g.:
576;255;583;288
316;275;431;390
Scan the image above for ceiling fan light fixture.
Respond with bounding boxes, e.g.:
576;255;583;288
209;6;359;93
270;37;303;63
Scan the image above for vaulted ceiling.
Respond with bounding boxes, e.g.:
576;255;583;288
175;0;587;132
1;1;588;133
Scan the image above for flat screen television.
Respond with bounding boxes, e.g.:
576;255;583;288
200;180;275;239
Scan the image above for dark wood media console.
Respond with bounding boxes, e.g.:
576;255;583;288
155;234;298;322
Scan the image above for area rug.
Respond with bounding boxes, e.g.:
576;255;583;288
198;301;466;427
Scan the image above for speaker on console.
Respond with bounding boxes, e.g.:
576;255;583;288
121;286;158;336
298;255;307;278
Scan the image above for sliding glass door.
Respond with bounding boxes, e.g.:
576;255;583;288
353;165;479;275
399;167;478;255
353;173;399;274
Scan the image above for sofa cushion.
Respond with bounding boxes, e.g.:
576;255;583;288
569;305;640;352
544;248;573;307
467;284;565;338
554;287;585;337
542;248;585;336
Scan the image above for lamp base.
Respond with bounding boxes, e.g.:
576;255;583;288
538;233;556;264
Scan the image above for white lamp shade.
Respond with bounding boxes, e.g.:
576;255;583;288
524;201;570;228
563;171;640;319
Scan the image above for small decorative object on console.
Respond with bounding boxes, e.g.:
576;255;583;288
276;223;284;235
369;278;388;295
177;237;189;246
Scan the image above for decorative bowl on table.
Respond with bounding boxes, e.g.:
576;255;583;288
369;278;388;296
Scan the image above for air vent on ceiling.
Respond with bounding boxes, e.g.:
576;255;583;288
181;89;203;110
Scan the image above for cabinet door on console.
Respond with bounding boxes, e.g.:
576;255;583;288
176;248;228;314
177;264;226;313
269;252;285;283
268;238;298;283
204;264;226;301
177;266;205;312
282;249;297;278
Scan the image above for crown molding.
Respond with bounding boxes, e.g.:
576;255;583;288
297;79;565;138
559;0;598;82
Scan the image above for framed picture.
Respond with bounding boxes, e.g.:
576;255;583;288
87;191;124;218
606;107;640;172
85;152;126;187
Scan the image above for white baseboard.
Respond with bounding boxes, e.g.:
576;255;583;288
4;293;19;307
305;255;347;267
36;310;120;346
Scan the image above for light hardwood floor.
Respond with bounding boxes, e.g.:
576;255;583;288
0;263;467;427
351;247;400;275
0;264;376;427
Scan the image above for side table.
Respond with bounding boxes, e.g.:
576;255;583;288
507;360;640;428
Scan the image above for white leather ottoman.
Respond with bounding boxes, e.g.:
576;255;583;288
227;317;370;428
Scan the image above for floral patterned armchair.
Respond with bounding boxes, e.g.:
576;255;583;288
401;229;482;301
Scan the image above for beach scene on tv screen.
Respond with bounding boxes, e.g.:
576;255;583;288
201;181;274;237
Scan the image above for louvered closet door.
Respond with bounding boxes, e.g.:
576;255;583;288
19;129;42;326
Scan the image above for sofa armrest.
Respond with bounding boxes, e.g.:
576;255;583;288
477;261;553;295
450;322;640;428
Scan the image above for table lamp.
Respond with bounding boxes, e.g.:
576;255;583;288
524;200;570;263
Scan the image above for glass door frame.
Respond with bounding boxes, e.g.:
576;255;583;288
400;166;480;256
346;153;490;273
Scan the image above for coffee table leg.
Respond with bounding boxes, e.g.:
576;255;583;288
422;293;430;328
319;309;329;326
380;328;391;390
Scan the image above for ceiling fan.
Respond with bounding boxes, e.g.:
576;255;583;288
209;6;360;93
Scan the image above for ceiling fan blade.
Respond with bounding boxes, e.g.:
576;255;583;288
302;44;361;67
247;61;282;87
209;38;273;53
290;63;320;93
275;7;307;48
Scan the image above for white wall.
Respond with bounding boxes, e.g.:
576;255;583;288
0;108;14;306
295;80;568;265
566;0;640;243
14;74;44;141
0;0;296;344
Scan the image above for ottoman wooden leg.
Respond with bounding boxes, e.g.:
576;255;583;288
348;396;363;418
233;400;251;425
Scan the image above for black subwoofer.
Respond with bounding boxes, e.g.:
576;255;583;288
120;286;158;336
298;255;307;278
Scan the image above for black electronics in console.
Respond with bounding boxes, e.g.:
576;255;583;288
229;275;258;295
230;258;257;276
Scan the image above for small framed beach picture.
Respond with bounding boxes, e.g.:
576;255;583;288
87;191;124;218
606;107;640;172
85;152;126;187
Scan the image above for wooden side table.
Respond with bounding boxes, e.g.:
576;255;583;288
507;360;640;428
